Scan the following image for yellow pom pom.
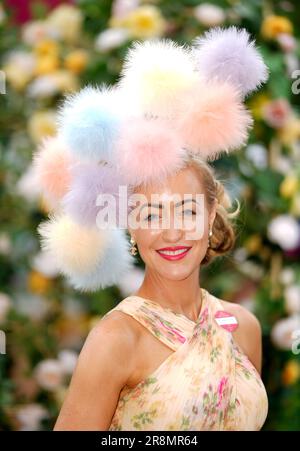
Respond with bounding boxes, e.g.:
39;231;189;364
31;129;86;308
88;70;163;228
38;215;107;275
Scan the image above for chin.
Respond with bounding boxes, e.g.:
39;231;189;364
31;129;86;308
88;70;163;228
155;266;195;281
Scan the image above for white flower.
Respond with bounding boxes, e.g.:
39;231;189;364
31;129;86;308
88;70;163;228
118;267;145;297
272;155;292;175
276;33;296;52
284;285;300;314
280;267;295;285
245;144;268;169
233;247;248;262
22;20;53;45
58;349;78;375
15;403;48;431
34;359;64;391
194;3;226;27
112;0;140;19
95;28;129;52
267;215;300;250
27;75;59;98
0;233;11;255
46;5;83;43
271;314;300;350
0;293;11;323
31;251;60;278
16;163;42;202
14;294;49;321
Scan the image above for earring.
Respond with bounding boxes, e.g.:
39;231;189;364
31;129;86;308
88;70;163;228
208;228;213;248
130;236;138;256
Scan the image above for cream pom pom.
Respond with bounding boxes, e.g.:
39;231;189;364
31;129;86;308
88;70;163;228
117;39;198;118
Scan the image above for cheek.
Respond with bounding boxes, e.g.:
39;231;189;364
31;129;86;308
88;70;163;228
134;229;161;255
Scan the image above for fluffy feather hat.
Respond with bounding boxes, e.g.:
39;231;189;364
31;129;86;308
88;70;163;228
33;26;268;291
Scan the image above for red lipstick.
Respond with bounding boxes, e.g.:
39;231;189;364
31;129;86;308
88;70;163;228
156;246;192;261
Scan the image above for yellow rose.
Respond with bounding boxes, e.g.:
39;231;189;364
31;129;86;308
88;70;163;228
278;117;300;146
51;70;79;93
35;54;60;75
244;234;262;254
247;94;270;121
261;15;293;40
282;360;300;385
64;50;89;74
46;5;83;43
34;39;59;57
110;5;166;39
28;270;52;295
291;193;300;217
3;52;36;91
28;110;57;143
280;174;299;198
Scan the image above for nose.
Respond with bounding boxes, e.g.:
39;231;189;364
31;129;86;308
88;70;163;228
161;211;185;243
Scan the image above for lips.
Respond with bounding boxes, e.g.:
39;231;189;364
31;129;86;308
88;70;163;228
156;246;192;261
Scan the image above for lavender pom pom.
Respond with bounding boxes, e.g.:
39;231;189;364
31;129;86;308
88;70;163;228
192;26;269;97
62;163;129;228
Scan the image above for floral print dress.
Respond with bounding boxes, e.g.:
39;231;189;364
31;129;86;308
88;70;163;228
104;288;268;431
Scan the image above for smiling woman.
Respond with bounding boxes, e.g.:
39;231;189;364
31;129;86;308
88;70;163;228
53;151;268;431
37;26;270;431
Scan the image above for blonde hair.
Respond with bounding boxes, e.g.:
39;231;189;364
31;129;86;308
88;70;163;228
181;151;241;265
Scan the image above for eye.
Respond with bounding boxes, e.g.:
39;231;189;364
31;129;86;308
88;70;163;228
182;209;196;216
145;213;159;221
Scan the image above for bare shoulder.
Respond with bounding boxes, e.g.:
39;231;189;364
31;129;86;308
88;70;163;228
87;309;140;363
54;308;141;430
219;299;263;374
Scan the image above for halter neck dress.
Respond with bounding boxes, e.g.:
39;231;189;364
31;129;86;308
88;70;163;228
104;288;268;431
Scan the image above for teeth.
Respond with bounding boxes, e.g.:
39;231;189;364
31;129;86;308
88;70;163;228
158;248;189;256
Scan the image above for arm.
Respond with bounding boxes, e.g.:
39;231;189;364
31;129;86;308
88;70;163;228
53;312;136;430
231;303;263;375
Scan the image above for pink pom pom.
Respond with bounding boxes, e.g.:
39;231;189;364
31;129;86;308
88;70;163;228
33;137;73;203
175;78;253;160
115;118;186;186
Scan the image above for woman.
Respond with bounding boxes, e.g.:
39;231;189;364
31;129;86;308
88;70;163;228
53;151;268;430
33;26;269;430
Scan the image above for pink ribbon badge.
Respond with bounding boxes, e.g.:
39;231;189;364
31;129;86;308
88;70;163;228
214;310;238;332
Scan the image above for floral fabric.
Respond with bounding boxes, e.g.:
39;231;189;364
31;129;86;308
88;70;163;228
104;288;268;431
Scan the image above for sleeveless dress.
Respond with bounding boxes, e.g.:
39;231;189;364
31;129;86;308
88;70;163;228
104;288;268;431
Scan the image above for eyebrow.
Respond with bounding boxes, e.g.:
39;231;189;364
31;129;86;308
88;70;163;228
140;198;198;212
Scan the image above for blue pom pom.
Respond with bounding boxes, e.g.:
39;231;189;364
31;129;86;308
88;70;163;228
58;85;124;162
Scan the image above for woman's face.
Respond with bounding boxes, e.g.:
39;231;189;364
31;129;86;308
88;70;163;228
128;166;218;281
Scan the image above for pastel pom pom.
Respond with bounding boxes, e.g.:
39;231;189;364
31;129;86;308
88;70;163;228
115;117;186;186
192;26;269;98
67;228;134;291
118;39;198;118
58;85;125;163
175;79;253;160
62;162;129;227
38;215;134;291
33;136;73;204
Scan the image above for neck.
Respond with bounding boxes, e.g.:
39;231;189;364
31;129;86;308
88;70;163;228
133;266;203;322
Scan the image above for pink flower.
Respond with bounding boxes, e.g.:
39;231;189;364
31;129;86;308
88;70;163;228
262;98;291;128
216;376;228;407
159;320;186;343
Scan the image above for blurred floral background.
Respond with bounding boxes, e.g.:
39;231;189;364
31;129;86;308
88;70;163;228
0;0;300;431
